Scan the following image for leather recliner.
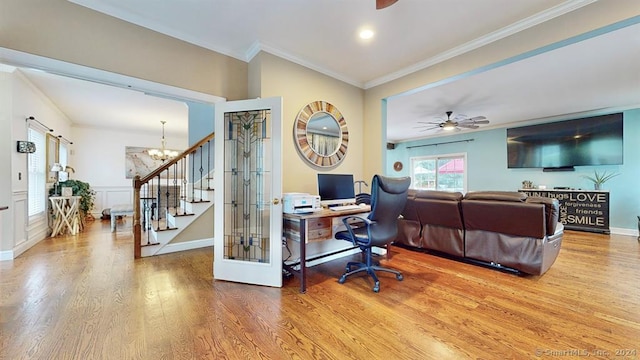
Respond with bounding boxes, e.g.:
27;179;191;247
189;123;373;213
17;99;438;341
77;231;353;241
462;191;563;275
415;190;465;257
394;190;564;275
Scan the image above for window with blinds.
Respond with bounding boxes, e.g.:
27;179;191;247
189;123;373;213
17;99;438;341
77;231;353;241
59;142;68;167
410;153;467;193
28;127;46;217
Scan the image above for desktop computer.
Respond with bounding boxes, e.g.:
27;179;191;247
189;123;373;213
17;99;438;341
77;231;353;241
317;174;362;211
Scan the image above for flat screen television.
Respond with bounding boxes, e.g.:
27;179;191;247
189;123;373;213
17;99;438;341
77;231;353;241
317;174;355;207
507;113;623;170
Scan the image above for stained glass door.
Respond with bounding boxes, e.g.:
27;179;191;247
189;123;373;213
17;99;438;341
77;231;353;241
213;97;283;287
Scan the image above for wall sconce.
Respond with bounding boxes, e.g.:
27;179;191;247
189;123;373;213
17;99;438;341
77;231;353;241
17;141;36;153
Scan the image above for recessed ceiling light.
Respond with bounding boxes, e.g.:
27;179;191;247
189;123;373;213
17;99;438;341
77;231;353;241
359;29;374;40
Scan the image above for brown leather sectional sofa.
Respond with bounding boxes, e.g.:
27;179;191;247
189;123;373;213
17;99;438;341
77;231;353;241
395;190;564;275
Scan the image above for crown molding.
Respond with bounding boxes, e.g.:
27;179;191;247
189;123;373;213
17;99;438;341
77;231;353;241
69;0;595;90
68;0;247;61
363;0;596;89
252;42;365;88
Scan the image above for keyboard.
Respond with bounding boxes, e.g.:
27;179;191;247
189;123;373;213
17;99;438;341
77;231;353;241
329;204;362;211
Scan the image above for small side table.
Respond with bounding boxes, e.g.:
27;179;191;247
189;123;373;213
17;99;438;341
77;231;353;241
50;196;82;236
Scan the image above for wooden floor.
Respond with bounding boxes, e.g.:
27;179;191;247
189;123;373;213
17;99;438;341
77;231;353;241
1;220;639;360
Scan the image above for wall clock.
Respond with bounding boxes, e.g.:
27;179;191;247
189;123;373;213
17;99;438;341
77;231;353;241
393;161;403;171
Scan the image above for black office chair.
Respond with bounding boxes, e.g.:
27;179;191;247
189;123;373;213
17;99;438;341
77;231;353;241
335;175;411;292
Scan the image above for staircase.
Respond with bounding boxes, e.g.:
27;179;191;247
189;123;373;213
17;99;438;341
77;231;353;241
132;133;214;258
140;185;214;257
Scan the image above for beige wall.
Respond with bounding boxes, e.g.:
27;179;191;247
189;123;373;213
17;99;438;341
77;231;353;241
171;207;214;244
0;0;248;100
249;52;366;194
362;0;640;181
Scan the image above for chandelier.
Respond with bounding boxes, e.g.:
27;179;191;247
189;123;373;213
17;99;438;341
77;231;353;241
148;121;178;161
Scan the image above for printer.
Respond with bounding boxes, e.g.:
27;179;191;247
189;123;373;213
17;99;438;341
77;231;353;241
283;193;321;214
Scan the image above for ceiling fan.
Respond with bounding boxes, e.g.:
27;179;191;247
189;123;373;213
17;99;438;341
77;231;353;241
415;111;489;132
376;0;398;10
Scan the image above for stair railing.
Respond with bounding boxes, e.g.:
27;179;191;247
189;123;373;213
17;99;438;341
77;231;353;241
133;132;214;258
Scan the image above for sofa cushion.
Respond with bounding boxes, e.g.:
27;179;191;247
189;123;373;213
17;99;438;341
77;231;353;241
464;191;527;202
415;190;463;201
462;200;546;238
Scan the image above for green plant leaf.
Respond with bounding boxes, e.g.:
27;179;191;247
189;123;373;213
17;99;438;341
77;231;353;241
581;170;619;185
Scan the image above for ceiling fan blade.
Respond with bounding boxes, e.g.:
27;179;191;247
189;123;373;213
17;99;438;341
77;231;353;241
473;120;490;124
467;116;487;122
376;0;398;9
457;124;479;129
418;126;441;131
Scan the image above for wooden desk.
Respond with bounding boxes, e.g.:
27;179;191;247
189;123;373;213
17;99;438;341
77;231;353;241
283;206;370;293
50;196;82;237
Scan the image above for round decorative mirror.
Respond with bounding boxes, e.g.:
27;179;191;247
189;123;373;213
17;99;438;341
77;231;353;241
294;101;348;167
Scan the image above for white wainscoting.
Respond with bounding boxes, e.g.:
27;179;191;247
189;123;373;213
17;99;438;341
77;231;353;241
1;191;31;261
12;192;28;250
92;186;134;216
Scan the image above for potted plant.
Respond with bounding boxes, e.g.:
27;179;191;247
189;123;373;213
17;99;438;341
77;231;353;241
581;170;619;190
49;179;96;220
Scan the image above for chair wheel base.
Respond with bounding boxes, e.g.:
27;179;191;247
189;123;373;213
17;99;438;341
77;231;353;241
373;282;380;293
338;275;347;284
397;274;404;281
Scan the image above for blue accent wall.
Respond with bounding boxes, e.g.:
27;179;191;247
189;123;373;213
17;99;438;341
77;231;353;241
187;101;215;175
187;102;215;145
387;109;640;231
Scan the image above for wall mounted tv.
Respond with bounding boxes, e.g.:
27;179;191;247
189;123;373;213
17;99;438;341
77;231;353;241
507;112;623;170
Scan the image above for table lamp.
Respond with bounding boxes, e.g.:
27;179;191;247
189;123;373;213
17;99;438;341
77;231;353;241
51;163;63;195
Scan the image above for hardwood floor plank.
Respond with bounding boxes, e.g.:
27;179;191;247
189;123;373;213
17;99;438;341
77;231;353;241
1;222;639;359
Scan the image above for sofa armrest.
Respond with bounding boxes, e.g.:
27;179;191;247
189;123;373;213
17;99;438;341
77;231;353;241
526;196;560;236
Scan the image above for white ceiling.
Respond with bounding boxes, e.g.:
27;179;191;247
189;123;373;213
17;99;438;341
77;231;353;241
19;68;190;136
6;0;640;141
387;22;640;141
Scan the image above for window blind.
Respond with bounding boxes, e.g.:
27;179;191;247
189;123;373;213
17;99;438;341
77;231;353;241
28;128;46;216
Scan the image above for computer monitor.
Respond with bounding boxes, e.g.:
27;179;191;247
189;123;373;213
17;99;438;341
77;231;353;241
317;174;356;207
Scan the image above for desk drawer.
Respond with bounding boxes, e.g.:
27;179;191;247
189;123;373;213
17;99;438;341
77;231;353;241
284;218;331;232
307;228;332;241
283;218;332;242
307;218;331;230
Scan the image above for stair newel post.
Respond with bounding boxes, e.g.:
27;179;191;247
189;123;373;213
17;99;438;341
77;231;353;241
133;175;142;259
143;182;151;244
207;139;212;190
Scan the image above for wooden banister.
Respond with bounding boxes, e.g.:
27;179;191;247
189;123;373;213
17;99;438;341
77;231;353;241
133;132;215;258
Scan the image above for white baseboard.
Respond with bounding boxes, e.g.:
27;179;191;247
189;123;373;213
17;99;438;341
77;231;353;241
610;227;639;237
12;235;44;259
154;238;213;256
1;229;47;261
0;250;14;261
284;245;386;269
